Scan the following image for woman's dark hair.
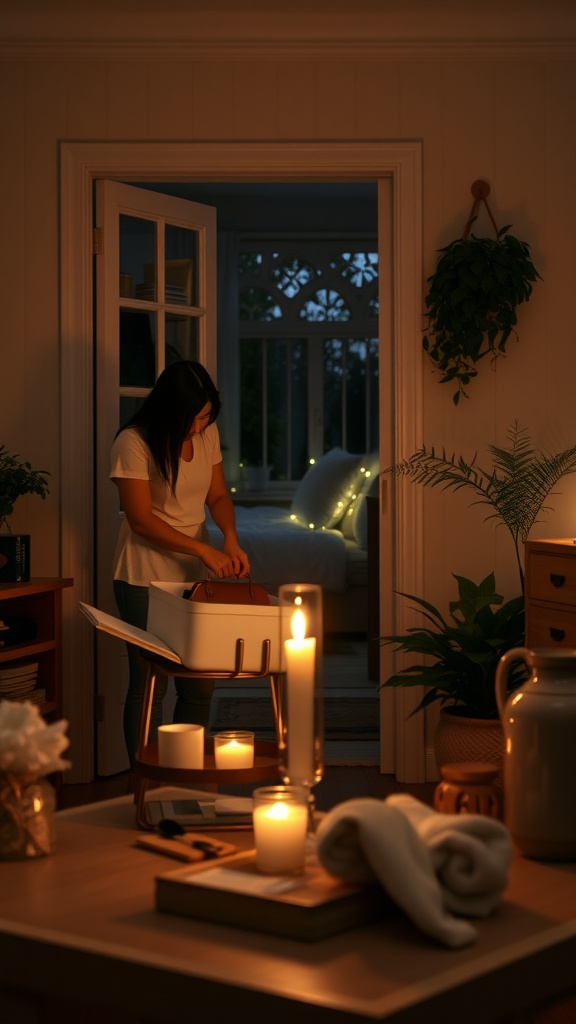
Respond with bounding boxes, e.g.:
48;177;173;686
118;360;221;491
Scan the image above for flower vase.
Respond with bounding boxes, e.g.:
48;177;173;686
0;771;56;860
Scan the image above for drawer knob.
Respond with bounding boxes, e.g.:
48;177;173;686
549;627;566;642
550;573;566;588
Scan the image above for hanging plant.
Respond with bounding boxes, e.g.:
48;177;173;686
423;180;541;405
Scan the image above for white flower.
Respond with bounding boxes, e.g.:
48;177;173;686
0;700;71;776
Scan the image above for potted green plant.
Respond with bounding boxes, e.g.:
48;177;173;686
380;423;576;774
0;446;50;582
380;572;524;721
386;422;576;594
423;209;540;406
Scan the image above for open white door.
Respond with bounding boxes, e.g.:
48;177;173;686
94;181;217;774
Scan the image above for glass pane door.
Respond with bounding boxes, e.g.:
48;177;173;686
117;214;205;414
94;180;216;775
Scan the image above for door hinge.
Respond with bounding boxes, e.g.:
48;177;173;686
92;227;103;255
96;693;105;722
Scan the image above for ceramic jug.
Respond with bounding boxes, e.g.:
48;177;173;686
495;647;576;861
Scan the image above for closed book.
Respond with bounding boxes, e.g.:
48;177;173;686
155;851;391;941
0;534;30;583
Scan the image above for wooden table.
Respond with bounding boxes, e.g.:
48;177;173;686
0;791;575;1024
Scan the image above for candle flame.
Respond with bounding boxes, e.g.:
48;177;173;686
268;801;290;821
291;608;307;642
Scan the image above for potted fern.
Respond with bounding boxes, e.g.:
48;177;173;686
380;423;576;773
380;572;525;721
0;446;50;582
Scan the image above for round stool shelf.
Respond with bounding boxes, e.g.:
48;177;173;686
134;737;280;785
132;651;284;829
133;738;281;830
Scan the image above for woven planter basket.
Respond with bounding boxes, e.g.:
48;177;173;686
434;708;504;794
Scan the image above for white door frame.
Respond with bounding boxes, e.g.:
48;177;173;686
60;140;424;783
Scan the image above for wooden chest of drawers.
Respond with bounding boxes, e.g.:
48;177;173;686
525;539;576;649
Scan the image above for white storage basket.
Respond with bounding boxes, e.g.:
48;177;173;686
147;581;282;674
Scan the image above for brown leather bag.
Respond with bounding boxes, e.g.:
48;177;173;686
182;577;270;606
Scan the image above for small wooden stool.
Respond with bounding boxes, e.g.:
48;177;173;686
434;762;502;819
133;639;284;829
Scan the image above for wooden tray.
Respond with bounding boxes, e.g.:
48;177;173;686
155;850;391;941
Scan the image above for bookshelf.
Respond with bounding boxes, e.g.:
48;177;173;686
0;578;73;721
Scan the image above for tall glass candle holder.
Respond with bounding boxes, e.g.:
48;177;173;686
278;584;324;809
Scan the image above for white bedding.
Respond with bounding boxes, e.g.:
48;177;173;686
205;505;348;594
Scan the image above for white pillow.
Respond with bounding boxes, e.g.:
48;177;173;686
290;447;363;529
341;452;379;548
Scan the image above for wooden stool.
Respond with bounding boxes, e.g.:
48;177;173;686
434;762;502;819
133;640;284;829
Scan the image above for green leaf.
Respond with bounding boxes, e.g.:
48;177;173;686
382;423;576;594
0;446;51;524
380;571;526;718
422;228;539;400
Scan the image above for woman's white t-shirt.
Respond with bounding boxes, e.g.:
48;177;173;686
109;423;222;586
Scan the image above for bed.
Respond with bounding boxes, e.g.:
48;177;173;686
205;448;379;636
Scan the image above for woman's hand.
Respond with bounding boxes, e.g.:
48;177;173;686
196;542;247;579
205;463;251;577
222;540;251;578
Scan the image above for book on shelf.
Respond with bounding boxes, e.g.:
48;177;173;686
155;850;391;941
0;660;39;680
27;688;46;705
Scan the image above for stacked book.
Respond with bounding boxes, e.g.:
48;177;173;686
0;661;45;705
134;283;188;304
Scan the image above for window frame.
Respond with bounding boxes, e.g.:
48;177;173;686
238;235;379;484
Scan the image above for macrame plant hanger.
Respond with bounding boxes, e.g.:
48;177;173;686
462;179;499;240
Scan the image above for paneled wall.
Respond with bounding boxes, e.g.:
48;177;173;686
1;0;576;778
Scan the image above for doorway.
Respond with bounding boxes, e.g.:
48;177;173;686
96;180;380;774
60;139;424;784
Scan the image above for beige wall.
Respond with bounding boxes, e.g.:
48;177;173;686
1;0;576;734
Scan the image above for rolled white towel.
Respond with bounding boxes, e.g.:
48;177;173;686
386;793;512;918
315;795;512;949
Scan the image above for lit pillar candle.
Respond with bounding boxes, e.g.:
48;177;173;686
214;731;254;769
285;608;316;785
253;788;309;874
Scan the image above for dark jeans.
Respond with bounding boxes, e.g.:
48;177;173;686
113;579;215;766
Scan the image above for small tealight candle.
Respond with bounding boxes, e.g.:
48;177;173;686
252;785;309;874
214;731;255;769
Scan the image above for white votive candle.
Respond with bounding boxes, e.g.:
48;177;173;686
214;731;255;769
157;723;204;769
252;785;309;874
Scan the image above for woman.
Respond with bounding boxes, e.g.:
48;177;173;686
110;360;249;764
